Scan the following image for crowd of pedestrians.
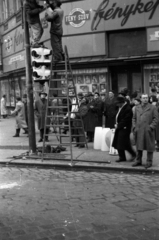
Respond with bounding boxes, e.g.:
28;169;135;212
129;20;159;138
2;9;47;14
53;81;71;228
1;86;159;168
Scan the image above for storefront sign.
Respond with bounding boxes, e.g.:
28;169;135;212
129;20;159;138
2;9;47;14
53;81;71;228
147;27;159;51
65;8;90;27
9;55;24;65
91;0;159;31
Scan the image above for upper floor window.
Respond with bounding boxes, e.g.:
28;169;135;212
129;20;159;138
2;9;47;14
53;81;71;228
16;0;21;12
2;0;9;21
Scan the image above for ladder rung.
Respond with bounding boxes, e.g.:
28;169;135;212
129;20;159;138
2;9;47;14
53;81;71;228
45;134;85;137
48;106;68;108
49;79;66;81
49;126;83;129
46;115;65;118
48;96;70;99
52;70;66;73
49;88;68;90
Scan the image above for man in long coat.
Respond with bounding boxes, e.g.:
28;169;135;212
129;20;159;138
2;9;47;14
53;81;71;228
34;92;50;142
104;91;117;129
11;97;28;137
132;94;158;168
112;96;136;162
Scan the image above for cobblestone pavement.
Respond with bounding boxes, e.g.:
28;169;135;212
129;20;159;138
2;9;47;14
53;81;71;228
0;167;159;240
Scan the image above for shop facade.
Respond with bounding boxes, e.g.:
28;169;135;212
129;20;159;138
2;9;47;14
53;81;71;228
0;0;159;106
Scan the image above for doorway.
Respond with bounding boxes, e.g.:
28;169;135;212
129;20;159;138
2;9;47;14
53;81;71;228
110;65;142;96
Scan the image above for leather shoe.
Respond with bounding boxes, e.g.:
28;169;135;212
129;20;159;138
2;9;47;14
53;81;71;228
74;144;79;147
132;162;142;167
116;159;126;162
145;163;152;169
78;145;85;148
38;138;43;142
129;155;136;162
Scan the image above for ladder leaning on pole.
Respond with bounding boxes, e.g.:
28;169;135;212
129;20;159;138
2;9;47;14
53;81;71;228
42;45;88;164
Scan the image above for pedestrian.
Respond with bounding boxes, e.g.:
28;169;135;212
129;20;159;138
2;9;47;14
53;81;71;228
132;94;158;168
45;0;64;62
104;90;117;129
94;92;104;127
155;97;159;151
132;97;141;115
1;95;8;119
84;92;99;142
73;94;88;148
22;94;28;134
112;96;136;162
25;0;44;48
10;97;28;137
149;95;159;152
34;92;50;142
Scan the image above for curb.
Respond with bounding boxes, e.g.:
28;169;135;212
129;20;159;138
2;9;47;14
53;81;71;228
0;159;158;174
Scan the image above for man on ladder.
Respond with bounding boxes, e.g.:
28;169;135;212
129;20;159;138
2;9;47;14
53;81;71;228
45;0;64;62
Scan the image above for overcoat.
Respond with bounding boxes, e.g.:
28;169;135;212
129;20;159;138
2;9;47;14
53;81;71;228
84;100;99;132
1;97;7;115
104;97;117;129
132;103;158;151
155;103;159;141
12;101;27;129
112;103;133;150
34;99;50;130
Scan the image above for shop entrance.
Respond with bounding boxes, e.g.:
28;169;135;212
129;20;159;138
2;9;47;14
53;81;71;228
110;65;142;96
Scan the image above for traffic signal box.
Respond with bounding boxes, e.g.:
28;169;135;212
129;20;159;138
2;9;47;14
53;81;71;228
31;47;52;85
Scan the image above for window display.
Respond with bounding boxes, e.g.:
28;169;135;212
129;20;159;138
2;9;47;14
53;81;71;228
57;68;108;96
144;64;159;94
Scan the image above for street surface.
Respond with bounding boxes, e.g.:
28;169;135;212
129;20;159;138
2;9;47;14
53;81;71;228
0;167;159;240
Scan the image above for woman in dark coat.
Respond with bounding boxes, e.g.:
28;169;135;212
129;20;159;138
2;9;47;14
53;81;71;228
112;96;136;162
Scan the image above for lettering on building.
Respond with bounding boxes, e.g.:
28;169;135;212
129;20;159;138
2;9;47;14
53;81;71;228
65;8;90;28
91;0;159;31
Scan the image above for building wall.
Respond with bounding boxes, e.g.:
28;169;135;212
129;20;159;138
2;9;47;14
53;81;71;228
0;0;159;106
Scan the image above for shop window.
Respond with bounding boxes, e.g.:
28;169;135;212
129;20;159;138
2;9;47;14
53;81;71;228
132;73;142;94
57;68;108;96
144;65;159;95
109;29;146;58
1;80;10;106
9;79;15;106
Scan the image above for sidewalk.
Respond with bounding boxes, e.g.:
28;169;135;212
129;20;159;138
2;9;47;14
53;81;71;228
0;117;159;172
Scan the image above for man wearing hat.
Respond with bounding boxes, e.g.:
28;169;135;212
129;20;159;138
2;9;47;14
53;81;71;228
132;93;158;168
34;91;50;142
104;90;117;129
112;96;136;162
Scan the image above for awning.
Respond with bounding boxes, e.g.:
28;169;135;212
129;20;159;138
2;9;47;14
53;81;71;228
70;54;159;64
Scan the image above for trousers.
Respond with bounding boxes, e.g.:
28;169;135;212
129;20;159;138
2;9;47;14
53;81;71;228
51;34;64;61
31;22;43;44
136;150;153;164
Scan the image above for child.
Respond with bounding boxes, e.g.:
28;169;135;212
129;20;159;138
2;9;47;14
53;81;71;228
25;0;44;48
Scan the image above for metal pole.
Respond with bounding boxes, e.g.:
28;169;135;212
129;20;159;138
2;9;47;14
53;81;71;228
23;2;36;153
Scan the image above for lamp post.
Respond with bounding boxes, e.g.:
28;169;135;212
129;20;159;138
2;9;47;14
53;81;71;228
22;1;36;153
